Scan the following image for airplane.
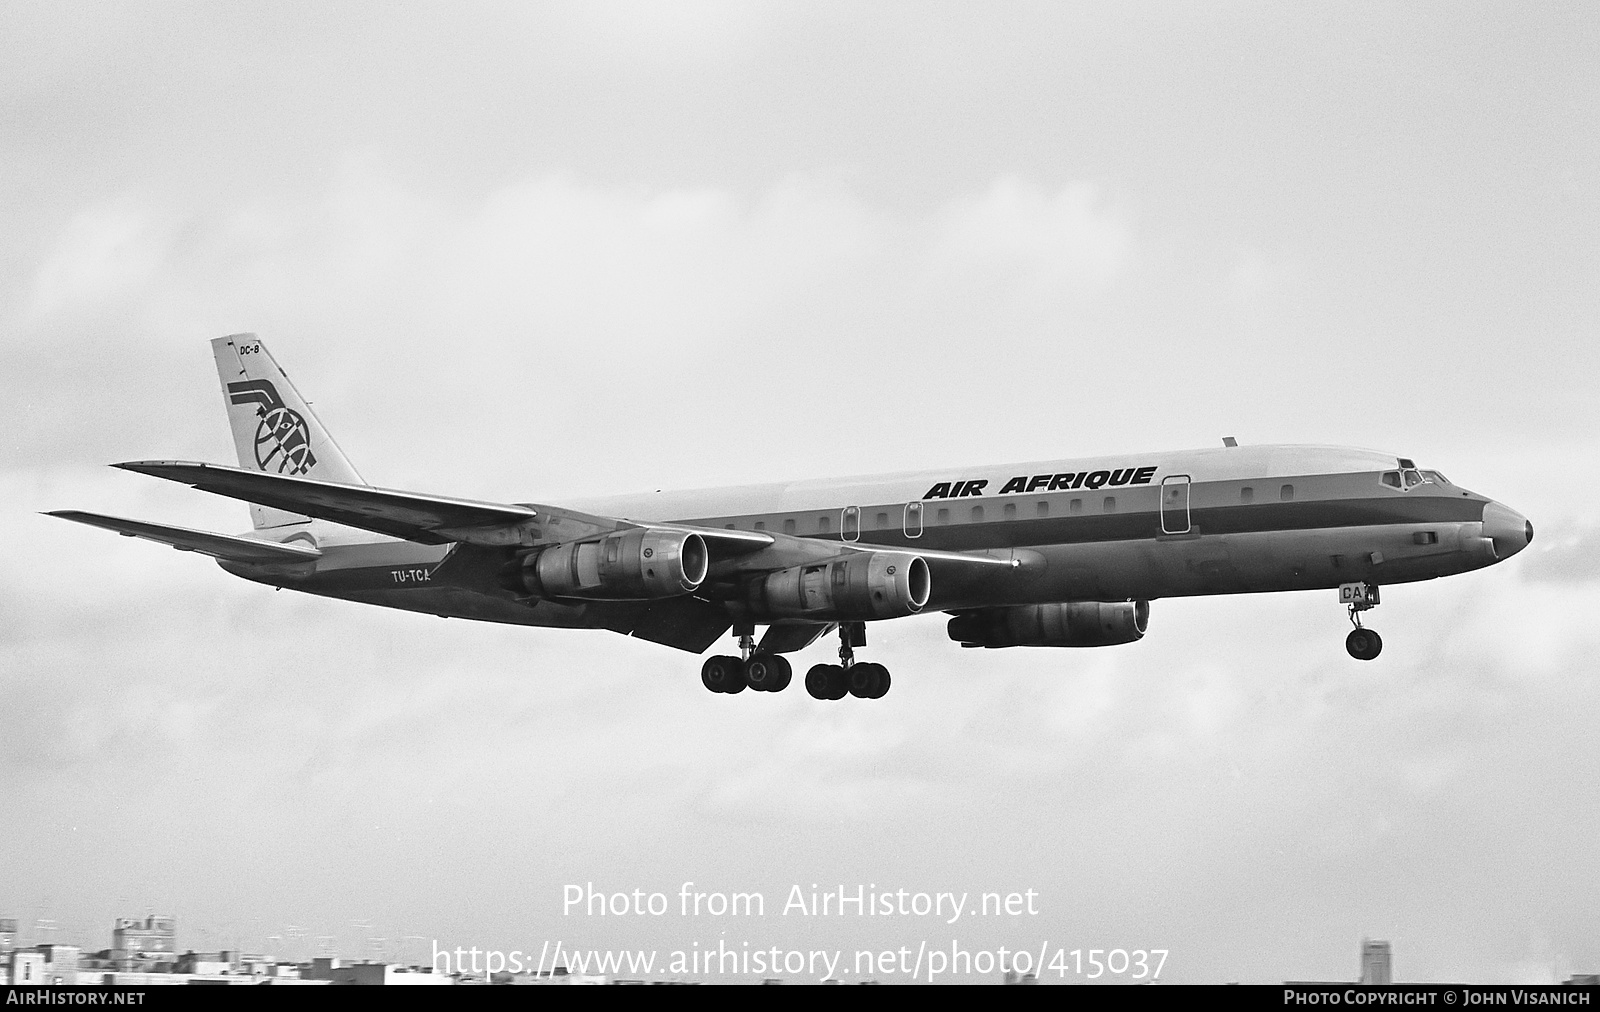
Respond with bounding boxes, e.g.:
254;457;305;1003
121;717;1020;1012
49;335;1533;700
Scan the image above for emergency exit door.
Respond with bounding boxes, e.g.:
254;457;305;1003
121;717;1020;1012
1161;475;1191;534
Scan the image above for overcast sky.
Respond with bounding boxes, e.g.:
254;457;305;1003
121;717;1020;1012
3;2;1598;984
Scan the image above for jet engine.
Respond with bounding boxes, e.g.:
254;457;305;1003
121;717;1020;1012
501;528;708;601
947;600;1150;648
750;551;930;621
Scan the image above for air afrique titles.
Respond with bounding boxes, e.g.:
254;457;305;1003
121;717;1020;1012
922;465;1159;500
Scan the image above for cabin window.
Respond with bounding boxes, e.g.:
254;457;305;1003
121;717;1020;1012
1070;498;1083;514
754;521;766;531
1413;531;1438;545
1103;496;1116;512
1382;471;1401;489
970;505;984;523
936;508;950;525
1003;502;1017;520
782;518;796;535
724;523;735;530
817;515;831;533
1241;486;1254;503
1036;501;1049;517
876;512;888;528
1280;484;1295;502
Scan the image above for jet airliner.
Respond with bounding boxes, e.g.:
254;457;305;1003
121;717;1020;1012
49;335;1533;700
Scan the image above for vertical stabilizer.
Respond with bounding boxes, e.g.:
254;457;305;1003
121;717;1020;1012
211;334;365;529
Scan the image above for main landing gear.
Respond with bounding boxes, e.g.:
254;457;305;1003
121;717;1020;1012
700;623;894;699
700;628;792;694
803;623;891;701
1340;582;1383;661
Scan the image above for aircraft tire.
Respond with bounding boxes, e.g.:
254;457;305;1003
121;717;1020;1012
701;655;747;693
848;662;886;699
804;664;834;699
1345;628;1383;661
871;668;891;699
824;665;849;700
739;653;784;691
769;655;792;692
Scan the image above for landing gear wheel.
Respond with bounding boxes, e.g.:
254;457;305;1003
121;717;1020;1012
1345;628;1383;661
805;664;848;700
825;665;848;700
744;653;791;693
848;662;889;699
769;655;792;692
805;664;833;700
701;654;748;693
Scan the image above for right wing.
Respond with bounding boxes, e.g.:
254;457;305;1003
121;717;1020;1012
45;510;322;564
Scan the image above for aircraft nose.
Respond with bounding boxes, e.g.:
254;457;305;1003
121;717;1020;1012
1482;501;1532;560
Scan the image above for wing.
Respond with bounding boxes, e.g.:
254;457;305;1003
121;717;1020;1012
114;460;775;557
45;510;322;563
115;460;537;545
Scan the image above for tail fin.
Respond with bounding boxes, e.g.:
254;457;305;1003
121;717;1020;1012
211;334;365;529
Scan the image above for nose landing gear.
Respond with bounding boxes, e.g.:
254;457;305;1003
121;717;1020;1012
1340;582;1383;660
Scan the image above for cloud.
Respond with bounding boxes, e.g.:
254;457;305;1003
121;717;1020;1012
25;204;172;319
929;177;1132;297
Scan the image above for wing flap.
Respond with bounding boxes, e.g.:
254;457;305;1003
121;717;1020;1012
46;510;322;563
115;460;538;546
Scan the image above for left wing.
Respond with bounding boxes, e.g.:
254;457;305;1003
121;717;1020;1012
45;510;322;563
116;460;537;545
114;460;775;558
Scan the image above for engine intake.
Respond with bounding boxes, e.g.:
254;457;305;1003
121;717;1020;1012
502;528;708;601
947;601;1150;648
751;551;930;621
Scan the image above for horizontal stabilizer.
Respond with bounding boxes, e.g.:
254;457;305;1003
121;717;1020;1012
45;510;322;563
114;460;538;546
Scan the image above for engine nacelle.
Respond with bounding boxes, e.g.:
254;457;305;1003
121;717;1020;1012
947;600;1150;648
751;551;930;622
502;528;708;601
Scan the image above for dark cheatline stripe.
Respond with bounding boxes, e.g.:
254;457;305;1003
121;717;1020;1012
764;493;1486;553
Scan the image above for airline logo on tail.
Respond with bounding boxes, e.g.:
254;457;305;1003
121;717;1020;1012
226;380;318;475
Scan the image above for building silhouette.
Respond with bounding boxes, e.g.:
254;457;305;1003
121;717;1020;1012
1359;939;1392;985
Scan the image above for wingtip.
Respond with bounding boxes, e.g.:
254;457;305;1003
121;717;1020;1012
113;459;203;474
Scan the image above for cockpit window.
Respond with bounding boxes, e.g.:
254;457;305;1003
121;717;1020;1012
1424;470;1450;485
1382;468;1434;490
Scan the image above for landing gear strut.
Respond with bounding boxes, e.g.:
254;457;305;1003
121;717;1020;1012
803;623;892;700
1340;582;1383;661
701;625;791;694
